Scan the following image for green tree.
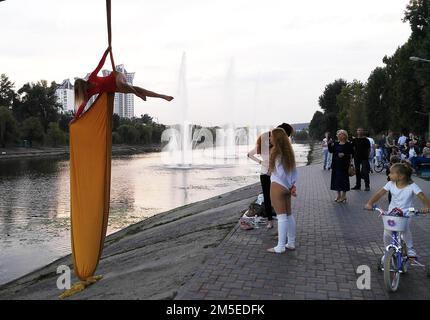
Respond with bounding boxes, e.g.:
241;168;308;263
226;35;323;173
117;124;139;144
140;114;154;125
46;122;66;147
112;131;122;144
0;105;18;148
382;42;425;135
365;67;390;134
337;80;367;133
309;1;430;139
151;123;166;144
292;130;309;142
14;80;62;132
308;111;326;140
58;111;74;132
318;79;348;113
21;117;44;145
318;79;347;134
112;113;120;132
0;74;17;108
138;124;153;144
403;0;430;39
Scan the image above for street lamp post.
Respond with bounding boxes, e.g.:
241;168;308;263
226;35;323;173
410;56;430;140
410;56;430;63
415;111;430;140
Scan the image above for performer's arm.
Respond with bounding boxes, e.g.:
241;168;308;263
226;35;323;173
90;47;111;78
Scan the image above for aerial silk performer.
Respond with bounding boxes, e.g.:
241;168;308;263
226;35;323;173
60;0;173;299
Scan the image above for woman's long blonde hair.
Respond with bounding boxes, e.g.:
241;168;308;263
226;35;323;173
269;128;296;173
74;78;88;111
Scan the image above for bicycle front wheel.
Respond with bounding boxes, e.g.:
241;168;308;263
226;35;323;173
374;162;385;173
384;248;401;292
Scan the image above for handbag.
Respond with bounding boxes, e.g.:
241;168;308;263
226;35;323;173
239;217;254;230
348;162;356;177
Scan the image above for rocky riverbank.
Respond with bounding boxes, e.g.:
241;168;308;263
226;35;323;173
0;143;318;300
0;183;261;299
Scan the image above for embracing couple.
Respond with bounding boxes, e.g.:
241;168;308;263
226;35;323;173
248;123;298;254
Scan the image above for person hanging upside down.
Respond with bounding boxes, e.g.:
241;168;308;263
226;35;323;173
72;46;173;120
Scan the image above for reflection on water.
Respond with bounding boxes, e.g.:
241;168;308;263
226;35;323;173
0;144;309;285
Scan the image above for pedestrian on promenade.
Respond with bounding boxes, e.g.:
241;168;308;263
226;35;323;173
328;129;353;203
406;132;418;146
365;162;430;259
352;128;371;191
322;132;333;170
375;144;383;163
411;141;430;171
367;131;375;173
398;132;408;152
248;131;274;229
391;146;407;161
384;131;396;159
404;140;420;161
267;128;297;253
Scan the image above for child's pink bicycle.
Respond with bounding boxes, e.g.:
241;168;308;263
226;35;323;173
372;206;430;292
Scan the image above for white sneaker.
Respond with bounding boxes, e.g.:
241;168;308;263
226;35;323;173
267;246;286;254
285;244;296;251
407;248;417;258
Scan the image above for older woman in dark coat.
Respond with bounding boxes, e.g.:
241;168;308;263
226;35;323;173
328;129;353;203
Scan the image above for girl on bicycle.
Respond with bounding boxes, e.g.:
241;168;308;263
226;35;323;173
365;162;429;259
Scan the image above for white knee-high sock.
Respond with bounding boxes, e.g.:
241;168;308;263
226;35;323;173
286;214;296;246
275;214;288;252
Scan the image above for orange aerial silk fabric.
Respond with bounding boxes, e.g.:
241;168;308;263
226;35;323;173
69;92;113;280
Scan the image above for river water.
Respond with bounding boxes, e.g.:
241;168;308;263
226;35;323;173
0;144;310;285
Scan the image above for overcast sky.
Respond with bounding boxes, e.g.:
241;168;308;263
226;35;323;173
1;0;412;126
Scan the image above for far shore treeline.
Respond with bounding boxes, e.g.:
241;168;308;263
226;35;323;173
0;77;311;149
0;74;311;149
309;0;430;141
0;75;170;148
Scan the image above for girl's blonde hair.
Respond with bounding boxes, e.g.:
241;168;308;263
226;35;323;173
269;128;296;173
74;78;88;111
390;162;414;184
336;129;348;140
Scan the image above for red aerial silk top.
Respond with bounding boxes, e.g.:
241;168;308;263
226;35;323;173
74;48;117;119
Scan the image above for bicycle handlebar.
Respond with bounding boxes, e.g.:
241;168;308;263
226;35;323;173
370;205;428;216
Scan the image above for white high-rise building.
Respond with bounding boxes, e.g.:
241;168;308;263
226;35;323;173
55;79;74;113
103;65;135;118
57;65;135;118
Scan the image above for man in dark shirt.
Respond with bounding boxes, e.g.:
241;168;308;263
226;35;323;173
352;128;371;191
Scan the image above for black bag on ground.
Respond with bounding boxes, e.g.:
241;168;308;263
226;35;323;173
245;202;265;217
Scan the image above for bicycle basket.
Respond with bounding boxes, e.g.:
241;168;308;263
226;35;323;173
382;215;409;232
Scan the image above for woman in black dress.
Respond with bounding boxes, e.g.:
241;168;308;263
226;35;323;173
328;129;353;203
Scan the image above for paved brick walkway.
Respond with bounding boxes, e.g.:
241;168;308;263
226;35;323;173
176;165;430;300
